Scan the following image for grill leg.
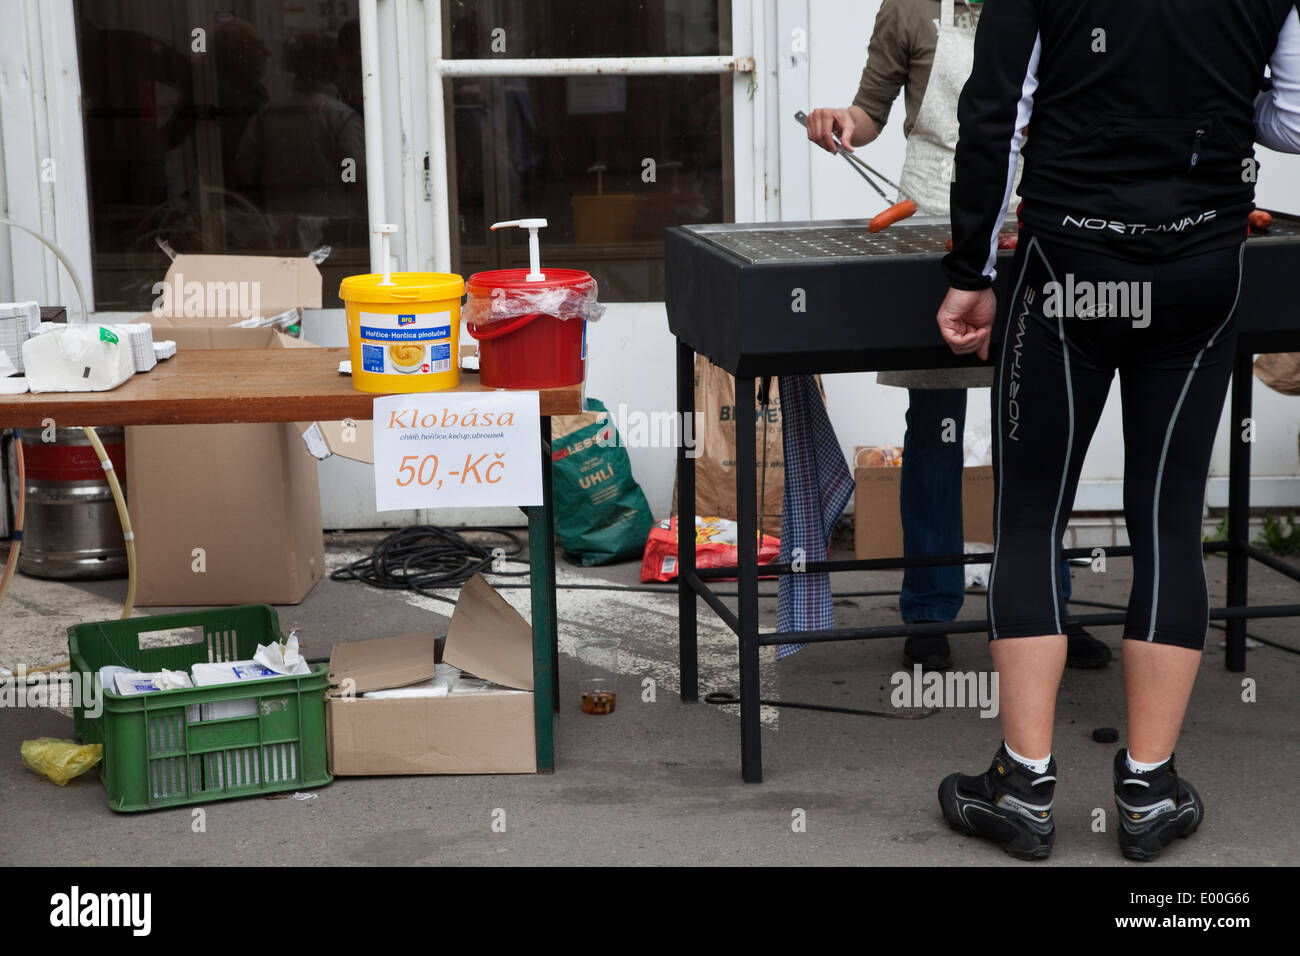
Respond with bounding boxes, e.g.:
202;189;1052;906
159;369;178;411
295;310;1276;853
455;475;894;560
677;342;698;702
1225;349;1252;672
735;374;763;783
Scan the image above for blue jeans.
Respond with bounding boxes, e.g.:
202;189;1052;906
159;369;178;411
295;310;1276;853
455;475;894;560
900;389;1072;624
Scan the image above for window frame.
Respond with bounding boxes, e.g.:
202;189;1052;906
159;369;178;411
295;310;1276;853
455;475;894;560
424;0;755;297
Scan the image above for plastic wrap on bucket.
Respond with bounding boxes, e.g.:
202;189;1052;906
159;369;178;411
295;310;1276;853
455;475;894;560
465;268;602;389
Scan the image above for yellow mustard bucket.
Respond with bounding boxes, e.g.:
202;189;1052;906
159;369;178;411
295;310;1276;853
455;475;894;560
339;271;465;393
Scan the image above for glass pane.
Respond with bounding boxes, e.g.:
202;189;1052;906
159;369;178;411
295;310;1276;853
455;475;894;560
447;0;726;59
75;1;369;311
447;1;731;302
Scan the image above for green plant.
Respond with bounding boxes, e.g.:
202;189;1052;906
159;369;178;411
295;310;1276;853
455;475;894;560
1203;512;1229;543
1255;512;1300;556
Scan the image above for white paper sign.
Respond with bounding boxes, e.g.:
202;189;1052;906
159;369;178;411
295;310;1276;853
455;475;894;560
373;391;542;511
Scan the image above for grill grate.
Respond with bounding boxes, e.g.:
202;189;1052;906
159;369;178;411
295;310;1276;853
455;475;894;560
688;220;994;262
685;214;1300;264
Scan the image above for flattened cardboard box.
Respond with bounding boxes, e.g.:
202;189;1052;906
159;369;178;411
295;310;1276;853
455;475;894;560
326;574;536;775
125;254;325;606
853;446;995;560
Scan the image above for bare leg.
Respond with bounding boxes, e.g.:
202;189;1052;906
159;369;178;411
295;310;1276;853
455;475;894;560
1122;641;1201;763
990;633;1068;760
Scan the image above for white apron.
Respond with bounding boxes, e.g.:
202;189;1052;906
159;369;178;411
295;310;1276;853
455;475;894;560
882;0;1018;389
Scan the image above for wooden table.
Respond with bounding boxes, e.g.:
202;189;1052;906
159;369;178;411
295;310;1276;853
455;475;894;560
0;347;582;424
1;346;579;774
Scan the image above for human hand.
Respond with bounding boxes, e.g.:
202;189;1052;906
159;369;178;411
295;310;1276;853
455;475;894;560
936;286;997;361
805;107;857;154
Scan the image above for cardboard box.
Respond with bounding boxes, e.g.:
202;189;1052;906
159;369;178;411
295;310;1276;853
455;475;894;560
302;418;374;464
125;254;326;606
326;574;536;775
853;446;995;560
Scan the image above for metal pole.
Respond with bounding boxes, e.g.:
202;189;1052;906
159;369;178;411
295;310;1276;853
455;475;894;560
434;55;755;77
1225;348;1253;672
678;341;699;702
393;0;421;272
735;375;762;783
542;416;559;715
359;0;389;273
423;0;453;272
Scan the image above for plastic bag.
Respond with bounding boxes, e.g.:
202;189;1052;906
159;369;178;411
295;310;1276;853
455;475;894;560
463;277;606;328
855;444;902;468
963;424;993;467
254;631;312;676
641;515;781;583
1254;353;1300;396
676;357;797;537
551;397;654;565
21;737;103;786
963;542;994;590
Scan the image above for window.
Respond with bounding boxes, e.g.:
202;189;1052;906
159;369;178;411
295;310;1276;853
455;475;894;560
445;0;733;301
71;0;733;311
74;0;369;310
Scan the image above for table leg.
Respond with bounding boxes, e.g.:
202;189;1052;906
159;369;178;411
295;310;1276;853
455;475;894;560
735;374;762;783
528;415;558;773
677;342;698;702
543;416;559;712
1225;349;1252;673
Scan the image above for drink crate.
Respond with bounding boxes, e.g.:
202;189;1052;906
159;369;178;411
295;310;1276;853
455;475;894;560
68;605;331;812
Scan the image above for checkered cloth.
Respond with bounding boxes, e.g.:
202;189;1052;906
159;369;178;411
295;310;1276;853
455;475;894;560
776;375;854;658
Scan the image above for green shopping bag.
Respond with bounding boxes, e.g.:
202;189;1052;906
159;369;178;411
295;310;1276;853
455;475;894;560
550;398;654;566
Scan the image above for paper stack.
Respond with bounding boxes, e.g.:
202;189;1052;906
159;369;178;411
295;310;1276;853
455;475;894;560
0;301;40;374
191;660;281;721
115;322;158;372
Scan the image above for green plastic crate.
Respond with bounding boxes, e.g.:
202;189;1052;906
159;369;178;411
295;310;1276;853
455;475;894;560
68;606;331;812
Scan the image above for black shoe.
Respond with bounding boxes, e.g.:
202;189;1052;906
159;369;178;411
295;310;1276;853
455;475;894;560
1065;623;1112;669
903;631;952;671
939;745;1056;860
1113;749;1204;861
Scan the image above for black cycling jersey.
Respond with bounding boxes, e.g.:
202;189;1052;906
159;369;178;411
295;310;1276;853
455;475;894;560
943;0;1300;291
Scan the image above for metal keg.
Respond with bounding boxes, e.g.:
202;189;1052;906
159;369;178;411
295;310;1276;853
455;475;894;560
16;427;128;579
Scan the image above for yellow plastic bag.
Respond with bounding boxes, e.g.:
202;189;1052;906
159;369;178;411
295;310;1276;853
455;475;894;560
21;737;103;786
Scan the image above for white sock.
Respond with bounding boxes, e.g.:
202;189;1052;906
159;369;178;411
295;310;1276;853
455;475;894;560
1125;751;1170;774
1004;741;1051;774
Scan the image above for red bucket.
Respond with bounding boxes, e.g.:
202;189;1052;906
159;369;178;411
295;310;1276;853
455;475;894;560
465;268;591;388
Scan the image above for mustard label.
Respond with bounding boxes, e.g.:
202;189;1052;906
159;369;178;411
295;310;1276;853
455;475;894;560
358;310;452;376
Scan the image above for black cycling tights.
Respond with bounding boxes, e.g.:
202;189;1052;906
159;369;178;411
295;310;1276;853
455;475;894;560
988;233;1244;650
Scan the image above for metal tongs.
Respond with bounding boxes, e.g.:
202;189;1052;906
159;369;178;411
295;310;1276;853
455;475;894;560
794;109;904;200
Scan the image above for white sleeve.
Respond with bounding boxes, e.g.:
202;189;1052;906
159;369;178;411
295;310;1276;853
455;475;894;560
1255;6;1300;153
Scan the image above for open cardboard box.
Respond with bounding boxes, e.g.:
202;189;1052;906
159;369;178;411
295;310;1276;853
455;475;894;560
326;574;536;774
125;254;327;606
853;446;995;560
302;417;374;464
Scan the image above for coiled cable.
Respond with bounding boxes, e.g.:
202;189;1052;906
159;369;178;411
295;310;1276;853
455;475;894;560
329;526;528;603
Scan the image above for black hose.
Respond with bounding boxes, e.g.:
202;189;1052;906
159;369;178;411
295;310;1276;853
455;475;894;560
329;526;528;599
